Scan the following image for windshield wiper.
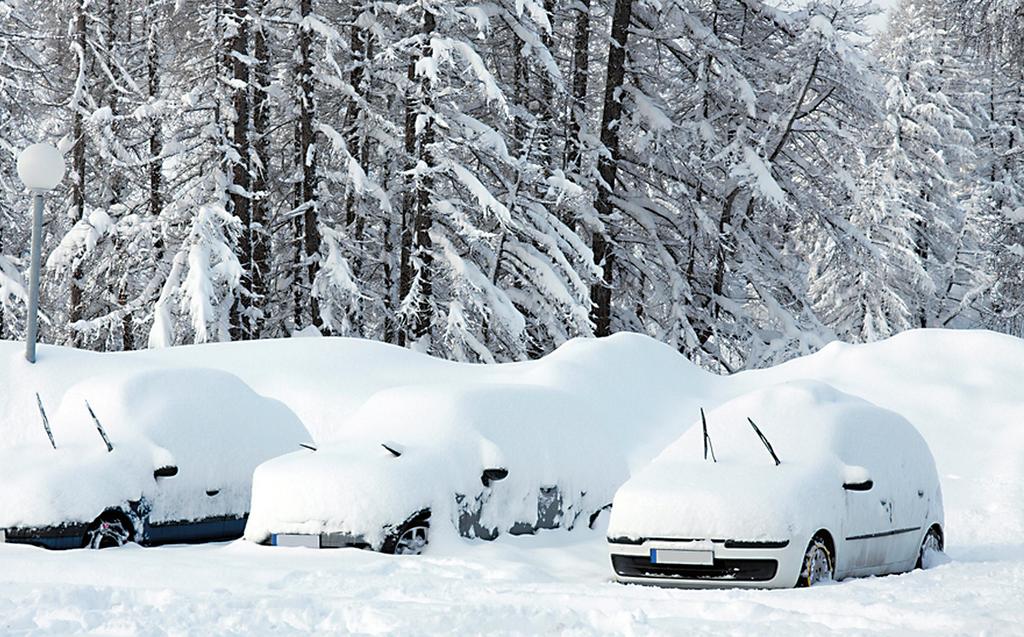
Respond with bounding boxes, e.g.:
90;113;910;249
36;393;56;450
701;408;717;462
747;417;780;466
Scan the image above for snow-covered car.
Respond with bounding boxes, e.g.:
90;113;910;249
0;368;310;549
607;381;944;588
244;383;629;553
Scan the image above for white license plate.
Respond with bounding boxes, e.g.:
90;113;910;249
650;548;714;565
272;534;320;548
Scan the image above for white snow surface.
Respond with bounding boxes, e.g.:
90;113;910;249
608;381;941;543
1;328;1023;634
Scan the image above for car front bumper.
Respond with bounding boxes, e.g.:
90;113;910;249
608;537;805;589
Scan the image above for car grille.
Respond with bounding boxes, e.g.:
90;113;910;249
611;554;778;582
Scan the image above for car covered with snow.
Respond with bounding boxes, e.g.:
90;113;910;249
607;381;944;588
0;368;310;549
244;383;629;553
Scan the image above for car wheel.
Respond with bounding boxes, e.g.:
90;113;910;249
83;512;133;549
391;523;429;555
916;525;944;569
798;535;834;587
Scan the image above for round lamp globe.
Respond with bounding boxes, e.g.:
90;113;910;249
17;143;66;192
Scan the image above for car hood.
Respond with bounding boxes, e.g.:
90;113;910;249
0;439;164;529
244;440;474;547
607;458;844;542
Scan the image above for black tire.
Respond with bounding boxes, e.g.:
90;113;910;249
797;534;834;587
916;525;944;569
83;511;133;549
381;512;430;555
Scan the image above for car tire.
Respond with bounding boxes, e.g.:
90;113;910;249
916;525;944;569
83;511;133;549
382;513;430;555
797;534;834;587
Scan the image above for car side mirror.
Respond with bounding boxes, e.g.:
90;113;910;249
154;465;179;479
481;468;508;487
843;479;873;491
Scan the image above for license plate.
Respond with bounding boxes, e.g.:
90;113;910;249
650;548;714;565
272;534;320;548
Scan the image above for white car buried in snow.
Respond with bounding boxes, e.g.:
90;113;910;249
607;381;944;588
244;383;629;553
0;368;310;549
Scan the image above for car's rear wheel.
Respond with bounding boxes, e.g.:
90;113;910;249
798;535;834;587
916;525;944;569
83;512;133;549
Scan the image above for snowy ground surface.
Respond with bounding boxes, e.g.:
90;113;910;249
2;329;1023;635
1;530;1022;635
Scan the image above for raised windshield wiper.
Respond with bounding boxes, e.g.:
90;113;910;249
701;408;716;462
747;417;781;466
36;393;56;449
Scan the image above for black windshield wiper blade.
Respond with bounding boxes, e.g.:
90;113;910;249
747;417;780;466
701;408;716;462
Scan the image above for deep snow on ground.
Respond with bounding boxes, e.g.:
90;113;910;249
1;530;1022;636
1;328;1023;634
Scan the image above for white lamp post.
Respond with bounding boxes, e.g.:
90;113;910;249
16;143;66;364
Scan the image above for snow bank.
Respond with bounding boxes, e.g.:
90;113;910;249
608;380;940;541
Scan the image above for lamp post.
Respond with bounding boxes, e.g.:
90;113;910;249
16;143;66;364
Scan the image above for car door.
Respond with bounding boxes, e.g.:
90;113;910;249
841;475;895;576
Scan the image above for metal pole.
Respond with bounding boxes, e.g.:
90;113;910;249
26;193;44;364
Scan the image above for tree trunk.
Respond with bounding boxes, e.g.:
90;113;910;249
69;0;88;348
410;8;436;345
590;0;634;337
249;2;271;338
295;0;322;332
565;0;592;176
229;0;253;340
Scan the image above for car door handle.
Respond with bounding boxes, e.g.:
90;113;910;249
206;489;220;497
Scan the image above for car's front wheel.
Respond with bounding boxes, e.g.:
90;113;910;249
916;525;944;569
382;511;431;555
798;535;834;587
83;511;133;549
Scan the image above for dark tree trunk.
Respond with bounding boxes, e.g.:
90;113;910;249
590;0;634;337
410;8;436;345
146;10;163;262
249;3;271;337
229;0;253;340
69;0;88;348
565;0;591;176
295;0;322;331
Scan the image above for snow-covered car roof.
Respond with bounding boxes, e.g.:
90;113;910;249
607;380;941;541
0;367;309;529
